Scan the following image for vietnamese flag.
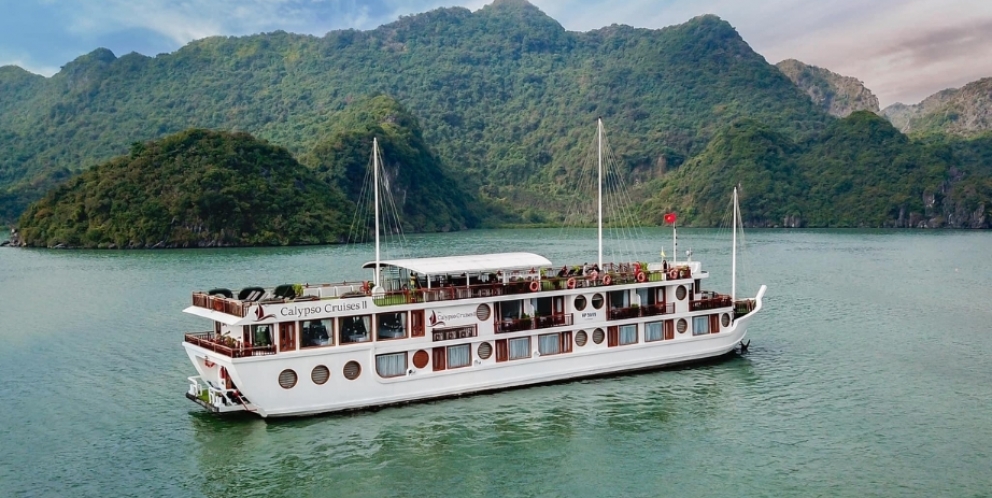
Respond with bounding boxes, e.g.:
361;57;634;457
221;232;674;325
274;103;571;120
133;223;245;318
664;212;677;224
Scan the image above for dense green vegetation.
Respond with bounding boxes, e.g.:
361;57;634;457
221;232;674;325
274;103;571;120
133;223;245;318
646;112;990;227
2;0;990;231
16;129;352;248
0;3;827;224
305;95;484;231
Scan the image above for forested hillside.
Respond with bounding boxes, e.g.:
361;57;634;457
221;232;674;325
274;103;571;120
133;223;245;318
644;112;991;227
2;0;991;231
15;129;352;248
0;1;826;224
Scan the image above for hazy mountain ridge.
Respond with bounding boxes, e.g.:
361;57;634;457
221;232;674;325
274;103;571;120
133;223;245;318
881;78;992;136
776;59;879;117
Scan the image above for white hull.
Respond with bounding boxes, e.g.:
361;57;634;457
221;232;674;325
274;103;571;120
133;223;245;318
184;285;765;418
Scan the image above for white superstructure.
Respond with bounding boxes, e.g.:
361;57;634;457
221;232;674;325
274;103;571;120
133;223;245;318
183;252;765;417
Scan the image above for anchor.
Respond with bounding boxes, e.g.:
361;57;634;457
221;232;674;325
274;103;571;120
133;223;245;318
739;340;750;354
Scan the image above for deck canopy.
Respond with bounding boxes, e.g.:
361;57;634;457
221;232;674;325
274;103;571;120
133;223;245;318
362;252;551;275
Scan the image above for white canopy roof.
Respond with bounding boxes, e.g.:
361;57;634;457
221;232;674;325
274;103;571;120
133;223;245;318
183;306;245;326
362;252;552;275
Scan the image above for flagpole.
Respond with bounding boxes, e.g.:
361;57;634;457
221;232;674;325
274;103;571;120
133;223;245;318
672;222;677;265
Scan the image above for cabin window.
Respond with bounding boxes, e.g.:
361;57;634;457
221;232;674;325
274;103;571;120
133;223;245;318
645;321;663;342
533;296;553;317
376;312;407;340
692;315;710;336
300;319;333;348
376;352;408;378
339;315;372;344
637;288;658;306
538;333;561;356
574;295;587;311
619;324;637;345
250;324;272;347
608;291;630;313
498;299;524;320
508;337;531;360
591;293;604;310
446;344;471;369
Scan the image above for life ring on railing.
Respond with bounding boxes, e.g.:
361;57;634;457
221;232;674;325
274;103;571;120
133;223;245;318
668;268;679;280
636;271;647;283
204;359;215;368
566;277;577;289
361;281;371;294
602;274;612;286
529;280;540;292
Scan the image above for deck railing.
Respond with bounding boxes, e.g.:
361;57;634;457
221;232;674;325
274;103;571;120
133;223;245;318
184;332;276;358
194;265;693;313
690;295;733;312
191;293;250;317
609;302;676;320
496;313;573;333
734;298;756;318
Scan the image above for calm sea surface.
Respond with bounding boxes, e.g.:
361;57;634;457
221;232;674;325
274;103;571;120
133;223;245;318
1;228;990;497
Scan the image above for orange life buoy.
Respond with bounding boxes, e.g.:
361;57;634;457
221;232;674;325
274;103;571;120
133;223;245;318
636;271;646;283
602;274;612;286
529;280;540;292
566;277;576;289
204;359;215;368
668;268;678;280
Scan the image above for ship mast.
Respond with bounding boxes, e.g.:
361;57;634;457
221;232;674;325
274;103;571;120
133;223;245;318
373;137;381;289
597;118;603;270
732;185;738;301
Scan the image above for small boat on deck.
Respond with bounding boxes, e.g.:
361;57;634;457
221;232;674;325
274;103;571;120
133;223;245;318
181;121;767;417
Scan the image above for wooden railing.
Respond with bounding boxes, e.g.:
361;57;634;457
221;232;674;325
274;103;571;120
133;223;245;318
184;332;276;358
609;302;675;320
496;313;573;333
734;299;756;318
690;296;733;312
191;293;250;317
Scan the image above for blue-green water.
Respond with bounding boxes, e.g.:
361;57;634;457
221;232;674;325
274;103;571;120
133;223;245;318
2;229;991;497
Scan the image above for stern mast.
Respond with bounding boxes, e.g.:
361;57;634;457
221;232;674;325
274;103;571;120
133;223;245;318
597;118;603;271
373;137;381;289
732;185;738;301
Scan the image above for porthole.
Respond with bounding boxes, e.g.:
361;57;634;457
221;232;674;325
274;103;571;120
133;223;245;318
476;304;492;321
574;295;587;311
591;293;604;310
478;342;493;360
412;350;429;369
677;318;687;334
592;328;605;344
343;361;361;380
721;313;731;327
311;365;330;385
278;369;298;389
575;330;588;347
676;285;687;301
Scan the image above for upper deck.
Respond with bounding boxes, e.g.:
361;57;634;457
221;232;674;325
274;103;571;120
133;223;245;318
188;252;708;319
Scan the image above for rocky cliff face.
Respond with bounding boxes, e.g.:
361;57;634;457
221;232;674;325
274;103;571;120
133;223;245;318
776;59;879;117
881;78;992;136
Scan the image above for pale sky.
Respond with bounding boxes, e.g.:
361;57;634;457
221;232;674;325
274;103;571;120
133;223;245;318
1;0;991;106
